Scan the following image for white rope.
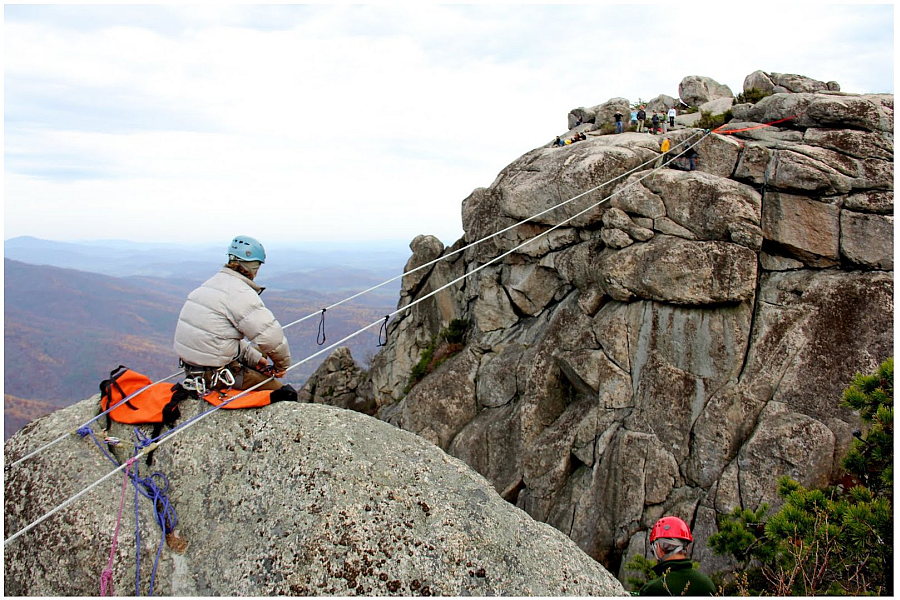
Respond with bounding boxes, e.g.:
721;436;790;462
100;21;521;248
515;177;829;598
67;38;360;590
4;131;711;547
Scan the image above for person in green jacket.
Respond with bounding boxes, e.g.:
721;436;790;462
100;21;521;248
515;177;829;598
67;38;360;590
639;516;717;596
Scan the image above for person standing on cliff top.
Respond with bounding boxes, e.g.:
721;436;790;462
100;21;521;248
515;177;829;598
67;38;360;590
639;517;716;596
614;110;624;134
636;106;646;133
668;106;677;128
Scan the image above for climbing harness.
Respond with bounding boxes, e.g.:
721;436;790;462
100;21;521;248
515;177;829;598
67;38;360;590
5;129;715;550
180;361;237;396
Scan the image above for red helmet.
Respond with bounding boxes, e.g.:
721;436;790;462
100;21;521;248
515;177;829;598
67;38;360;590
649;516;693;542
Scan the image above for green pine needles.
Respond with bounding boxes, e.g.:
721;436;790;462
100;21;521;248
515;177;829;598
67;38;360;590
709;358;893;596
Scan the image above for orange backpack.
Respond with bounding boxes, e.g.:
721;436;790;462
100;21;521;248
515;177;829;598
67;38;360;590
99;365;277;427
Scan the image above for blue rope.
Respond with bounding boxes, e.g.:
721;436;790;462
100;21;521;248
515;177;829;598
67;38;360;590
132;429;176;596
79;426;178;597
76;426;118;466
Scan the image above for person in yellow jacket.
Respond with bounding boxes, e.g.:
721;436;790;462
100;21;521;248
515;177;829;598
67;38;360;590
656;138;671;168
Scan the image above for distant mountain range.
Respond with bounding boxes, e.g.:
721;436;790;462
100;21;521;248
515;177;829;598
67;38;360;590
4;237;410;438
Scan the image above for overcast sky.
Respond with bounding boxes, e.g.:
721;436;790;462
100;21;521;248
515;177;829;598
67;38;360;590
4;4;894;247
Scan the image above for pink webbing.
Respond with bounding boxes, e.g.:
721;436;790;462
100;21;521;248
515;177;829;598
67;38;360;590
100;457;137;596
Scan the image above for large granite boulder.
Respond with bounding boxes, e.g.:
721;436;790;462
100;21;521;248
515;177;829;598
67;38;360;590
744;70;840;94
679;75;734;107
4;397;627;596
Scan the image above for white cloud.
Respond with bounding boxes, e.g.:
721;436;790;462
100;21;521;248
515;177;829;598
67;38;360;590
4;4;894;245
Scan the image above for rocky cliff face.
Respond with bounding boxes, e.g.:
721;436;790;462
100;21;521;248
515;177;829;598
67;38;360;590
308;72;894;578
4;397;625;595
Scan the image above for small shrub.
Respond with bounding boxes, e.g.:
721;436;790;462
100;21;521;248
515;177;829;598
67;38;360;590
735;87;772;105
695;109;732;130
403;320;469;393
709;358;893;596
597;122;617;135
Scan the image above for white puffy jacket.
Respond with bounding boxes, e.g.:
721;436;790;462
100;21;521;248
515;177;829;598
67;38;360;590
173;267;291;369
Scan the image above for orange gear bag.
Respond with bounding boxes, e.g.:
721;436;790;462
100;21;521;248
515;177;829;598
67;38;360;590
202;387;274;409
99;365;276;426
100;365;186;425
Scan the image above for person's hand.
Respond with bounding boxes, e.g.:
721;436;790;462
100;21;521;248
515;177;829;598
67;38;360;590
271;367;287;378
256;358;269;372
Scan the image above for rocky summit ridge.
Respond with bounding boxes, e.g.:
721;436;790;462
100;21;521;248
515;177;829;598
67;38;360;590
4;70;893;594
300;70;893;578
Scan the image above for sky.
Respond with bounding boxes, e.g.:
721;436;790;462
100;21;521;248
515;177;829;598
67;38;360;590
3;3;895;247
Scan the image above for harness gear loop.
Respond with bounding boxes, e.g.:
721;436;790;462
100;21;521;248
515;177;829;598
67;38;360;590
377;315;390;347
317;308;327;345
209;366;234;389
181;376;206;396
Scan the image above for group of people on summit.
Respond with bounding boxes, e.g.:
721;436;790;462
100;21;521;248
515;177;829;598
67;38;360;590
556;104;681;147
631;104;678;134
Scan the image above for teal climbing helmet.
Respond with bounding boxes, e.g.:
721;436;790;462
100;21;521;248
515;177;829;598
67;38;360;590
227;235;266;264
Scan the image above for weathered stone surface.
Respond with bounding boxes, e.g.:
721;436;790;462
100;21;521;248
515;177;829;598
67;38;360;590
762;192;840;262
602;207;651;239
738;402;836;511
399;349;481;450
734;92;893;133
742;270;893;421
4;399;626;596
653;216;697;240
503;264;566;316
679;75;734;107
643;169;762;243
698;131;742;177
610;176;667;218
401;234;444;296
570;429;680;564
743;69;776;94
771;148;854;194
842;190;894;214
645;94;678;114
449;402;523;499
770;72;830;94
598;235;758;304
476;344;523;408
698;96;734;117
300;346;374;414
489;136;660;229
759;251;804;271
840;210;893;269
473;272;519;333
600;227;633;249
804;128;894;160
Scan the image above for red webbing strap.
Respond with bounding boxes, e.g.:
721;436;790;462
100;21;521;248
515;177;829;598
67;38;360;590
713;113;802;135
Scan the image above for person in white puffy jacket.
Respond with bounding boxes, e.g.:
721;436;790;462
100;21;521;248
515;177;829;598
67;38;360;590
174;235;291;391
